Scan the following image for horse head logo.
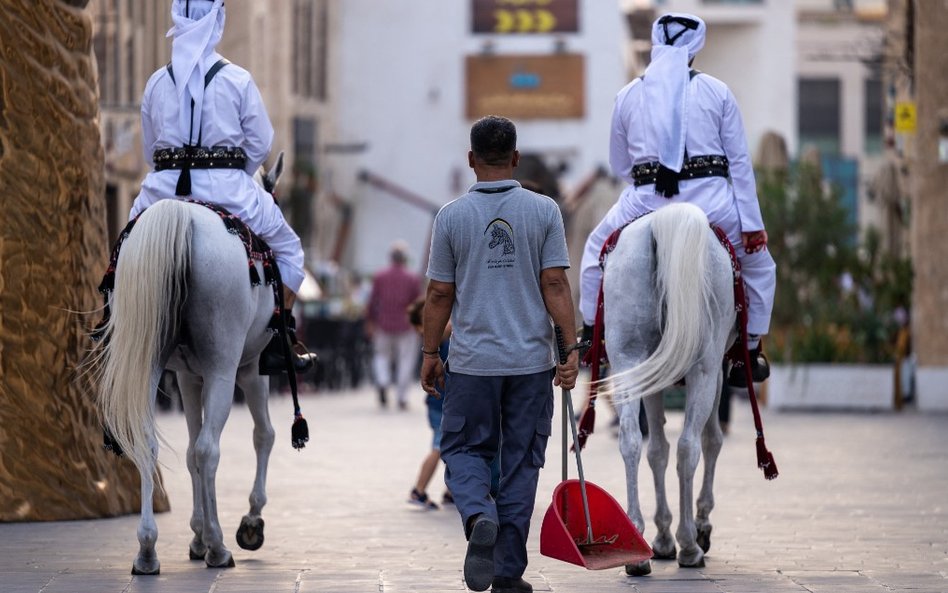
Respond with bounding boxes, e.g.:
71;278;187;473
485;218;515;256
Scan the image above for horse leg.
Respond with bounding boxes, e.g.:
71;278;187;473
696;372;724;554
235;367;274;551
194;375;237;569
643;392;676;561
616;398;649;576
177;373;207;560
675;365;717;568
132;431;160;575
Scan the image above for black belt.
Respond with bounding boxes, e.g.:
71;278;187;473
153;146;247;171
632;155;729;187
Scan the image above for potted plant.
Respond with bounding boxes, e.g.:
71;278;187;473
757;161;913;410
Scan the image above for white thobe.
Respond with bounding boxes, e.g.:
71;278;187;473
580;73;776;335
129;52;305;293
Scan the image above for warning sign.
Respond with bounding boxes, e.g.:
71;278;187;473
894;101;916;133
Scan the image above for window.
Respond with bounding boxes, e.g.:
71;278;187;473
292;0;329;101
864;78;882;154
799;78;841;156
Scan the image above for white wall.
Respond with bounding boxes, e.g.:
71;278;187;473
325;0;626;275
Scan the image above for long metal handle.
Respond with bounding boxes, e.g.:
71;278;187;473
555;326;594;544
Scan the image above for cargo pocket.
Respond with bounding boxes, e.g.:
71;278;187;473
530;417;553;468
440;413;466;455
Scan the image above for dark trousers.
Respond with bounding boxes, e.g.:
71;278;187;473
440;368;554;579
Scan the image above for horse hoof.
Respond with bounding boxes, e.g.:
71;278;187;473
205;550;235;569
131;560;160;575
189;544;207;560
625;560;652;576
236;516;265;551
677;550;705;568
650;545;677;561
697;526;712;553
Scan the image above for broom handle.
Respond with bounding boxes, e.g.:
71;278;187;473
555;326;594;544
562;375;568;482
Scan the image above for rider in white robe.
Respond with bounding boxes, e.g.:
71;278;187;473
579;13;776;383
129;0;305;296
129;0;313;373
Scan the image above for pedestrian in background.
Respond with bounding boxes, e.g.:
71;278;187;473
421;116;579;593
366;241;422;409
406;298;451;510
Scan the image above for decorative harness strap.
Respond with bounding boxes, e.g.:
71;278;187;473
578;220;778;480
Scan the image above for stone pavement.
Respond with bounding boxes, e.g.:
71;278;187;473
2;383;947;593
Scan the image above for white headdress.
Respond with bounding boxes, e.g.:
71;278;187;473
167;0;226;144
641;13;707;175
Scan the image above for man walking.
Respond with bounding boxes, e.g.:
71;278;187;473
367;241;422;409
578;13;776;386
421;116;579;593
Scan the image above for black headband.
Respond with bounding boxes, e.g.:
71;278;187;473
658;15;699;46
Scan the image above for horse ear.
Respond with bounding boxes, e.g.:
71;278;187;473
263;151;285;193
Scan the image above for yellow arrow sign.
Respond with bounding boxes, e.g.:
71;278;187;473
515;9;534;32
494;8;559;33
534;9;556;32
494;9;515;32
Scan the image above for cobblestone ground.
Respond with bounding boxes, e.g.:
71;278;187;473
2;382;947;592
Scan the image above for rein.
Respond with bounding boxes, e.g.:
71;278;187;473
578;220;778;480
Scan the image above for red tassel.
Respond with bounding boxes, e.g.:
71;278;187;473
756;437;778;480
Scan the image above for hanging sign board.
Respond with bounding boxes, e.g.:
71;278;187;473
466;54;585;119
894;101;916;133
472;0;579;34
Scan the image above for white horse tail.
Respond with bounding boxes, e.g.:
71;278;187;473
96;200;192;473
608;203;716;401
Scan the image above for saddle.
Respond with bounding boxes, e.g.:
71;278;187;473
94;200;282;343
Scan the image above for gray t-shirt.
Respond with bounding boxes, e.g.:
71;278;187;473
427;180;570;376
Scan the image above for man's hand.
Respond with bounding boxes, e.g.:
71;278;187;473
553;349;580;390
742;230;768;254
420;355;445;398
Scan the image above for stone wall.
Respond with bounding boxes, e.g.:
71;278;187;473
0;0;168;521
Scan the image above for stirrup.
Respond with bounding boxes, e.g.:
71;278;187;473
259;334;317;375
727;347;770;388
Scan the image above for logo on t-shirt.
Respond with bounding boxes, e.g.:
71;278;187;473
485;218;515;269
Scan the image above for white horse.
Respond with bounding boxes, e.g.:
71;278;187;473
600;202;737;576
92;198;280;574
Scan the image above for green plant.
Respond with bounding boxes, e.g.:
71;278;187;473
758;164;912;363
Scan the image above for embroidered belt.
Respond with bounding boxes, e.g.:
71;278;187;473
153;146;247;171
632;155;729;187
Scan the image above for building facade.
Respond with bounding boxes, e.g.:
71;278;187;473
321;0;627;274
91;0;333;255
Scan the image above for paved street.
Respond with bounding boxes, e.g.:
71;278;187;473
1;382;947;593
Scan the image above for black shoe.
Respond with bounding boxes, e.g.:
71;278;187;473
259;313;317;375
464;514;498;592
378;387;388;406
491;577;532;593
727;345;770;388
259;335;317;375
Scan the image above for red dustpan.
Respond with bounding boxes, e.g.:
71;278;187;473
539;327;652;570
540;480;651;569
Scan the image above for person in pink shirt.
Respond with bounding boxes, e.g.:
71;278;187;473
366;241;422;409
